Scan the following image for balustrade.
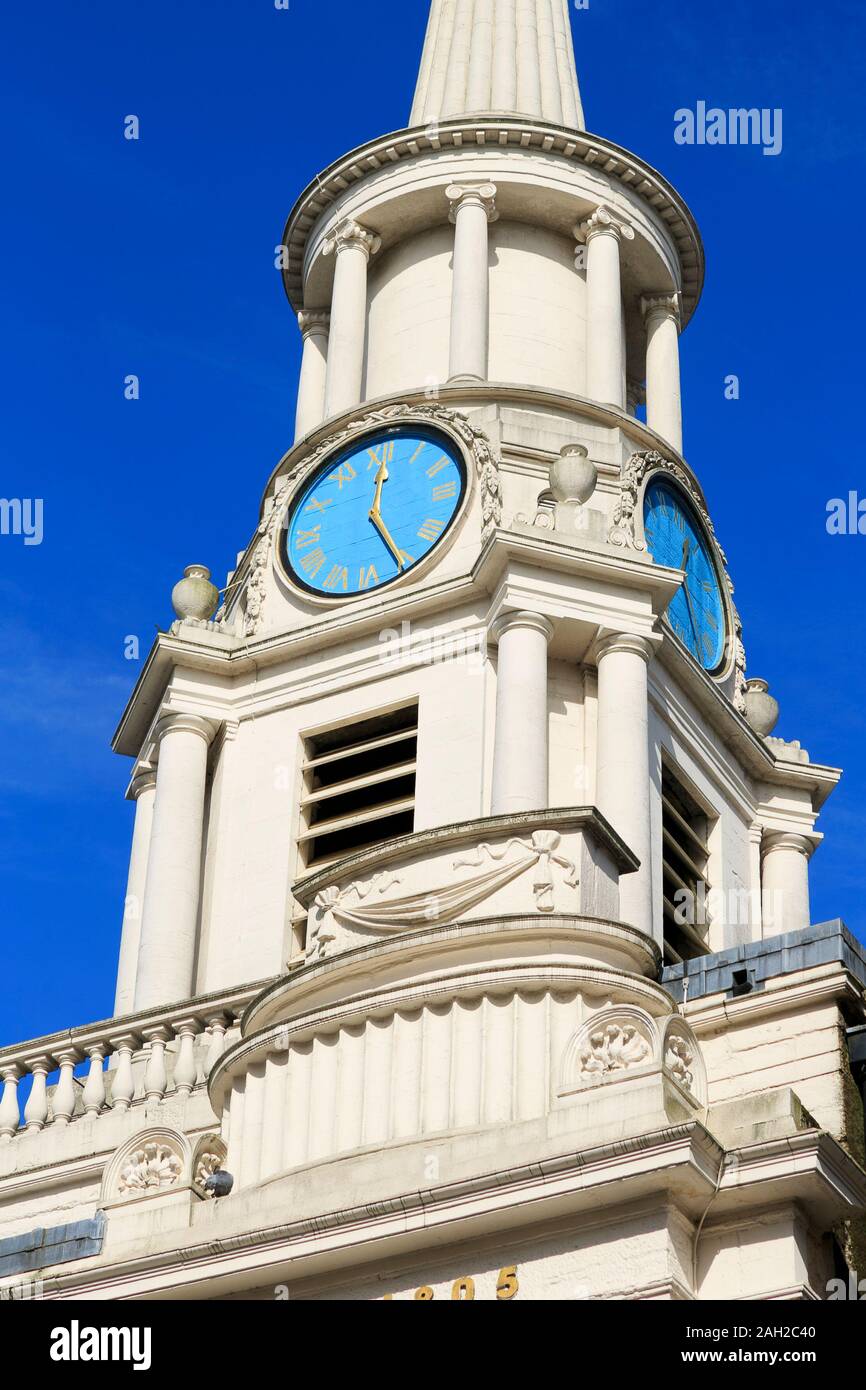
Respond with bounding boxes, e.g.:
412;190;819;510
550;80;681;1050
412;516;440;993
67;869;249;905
0;982;265;1144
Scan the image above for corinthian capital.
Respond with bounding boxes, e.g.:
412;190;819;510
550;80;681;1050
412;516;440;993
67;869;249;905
575;205;635;245
322;219;382;262
641;291;683;329
446;182;499;224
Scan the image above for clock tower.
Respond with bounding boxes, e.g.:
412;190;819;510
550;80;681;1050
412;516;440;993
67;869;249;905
1;0;864;1304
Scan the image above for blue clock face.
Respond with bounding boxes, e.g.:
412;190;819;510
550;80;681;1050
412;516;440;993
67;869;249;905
283;427;467;596
643;480;727;671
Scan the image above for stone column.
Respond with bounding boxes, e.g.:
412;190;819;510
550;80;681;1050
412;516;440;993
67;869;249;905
761;833;813;937
134;715;216;1011
490;611;554;815
294;311;330;442
447;183;498;382
595;634;655;938
576;207;634;410
114;769;157;1018
322;220;381;419
642;293;683;454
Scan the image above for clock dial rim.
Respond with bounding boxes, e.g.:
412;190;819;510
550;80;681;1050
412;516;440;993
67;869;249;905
642;476;730;675
280;424;469;601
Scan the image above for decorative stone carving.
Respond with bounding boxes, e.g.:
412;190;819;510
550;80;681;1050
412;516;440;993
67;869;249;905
575;205;635;246
579;1023;652;1077
118;1142;183;1195
662;1018;706;1104
664;1034;695;1092
321;218;382;263
234;404;503;636
306;830;577;960
192;1134;228;1195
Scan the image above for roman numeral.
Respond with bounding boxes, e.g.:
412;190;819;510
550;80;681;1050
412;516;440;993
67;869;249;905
418;518;445;542
323;565;349;592
409;443;427;465
294;526;321;551
701;631;715;659
335;461;357;489
432;481;457;502
672;507;686;531
359;564;379;590
367;442;395;469
398;549;414;568
299;548;326;579
305;497;332;514
426;456;450;479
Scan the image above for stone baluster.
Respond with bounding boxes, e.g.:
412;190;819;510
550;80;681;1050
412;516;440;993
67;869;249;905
109;1034;138;1113
23;1057;52;1132
172;1019;200;1097
0;1066;22;1142
82;1046;107;1117
52;1049;80;1127
204;1014;231;1085
142;1027;170;1102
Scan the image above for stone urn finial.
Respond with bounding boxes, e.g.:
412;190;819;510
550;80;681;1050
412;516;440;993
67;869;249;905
743;678;780;738
171;565;220;622
550;444;598;506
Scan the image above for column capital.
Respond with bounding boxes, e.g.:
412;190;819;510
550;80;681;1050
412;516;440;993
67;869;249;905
575;205;635;246
641;291;683;330
129;768;157;801
595;632;656;665
154;713;218;747
297;309;330;338
761;832;815;861
446;182;499;224
490;610;554;645
322;218;381;262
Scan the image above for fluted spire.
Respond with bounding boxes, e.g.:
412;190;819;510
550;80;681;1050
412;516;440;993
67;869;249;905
411;0;585;130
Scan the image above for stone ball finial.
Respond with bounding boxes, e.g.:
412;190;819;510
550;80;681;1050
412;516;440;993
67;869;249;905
549;444;598;506
171;565;220;622
743;678;780;738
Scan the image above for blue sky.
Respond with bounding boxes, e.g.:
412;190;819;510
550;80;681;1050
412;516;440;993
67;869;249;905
1;0;864;1047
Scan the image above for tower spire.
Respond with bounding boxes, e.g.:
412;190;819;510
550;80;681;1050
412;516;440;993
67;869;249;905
411;0;585;130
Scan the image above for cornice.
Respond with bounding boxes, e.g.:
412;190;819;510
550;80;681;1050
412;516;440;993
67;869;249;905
279;120;704;323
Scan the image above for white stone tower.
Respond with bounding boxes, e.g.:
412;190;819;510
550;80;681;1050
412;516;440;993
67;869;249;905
1;1;863;1304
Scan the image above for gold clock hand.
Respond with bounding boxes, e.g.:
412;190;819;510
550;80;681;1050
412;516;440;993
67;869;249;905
679;539;702;655
370;510;406;571
370;459;389;518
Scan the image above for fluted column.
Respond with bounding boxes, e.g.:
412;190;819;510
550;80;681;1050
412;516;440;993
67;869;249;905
576;207;634;410
134;715;216;1011
596;634;655;938
642;293;683;454
761;833;813;938
114;769;157;1018
490;611;554;815
322;220;380;419
447;183;498;382
294;311;330;441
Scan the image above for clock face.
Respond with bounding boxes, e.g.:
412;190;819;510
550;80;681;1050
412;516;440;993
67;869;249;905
283;426;467;597
643;479;727;671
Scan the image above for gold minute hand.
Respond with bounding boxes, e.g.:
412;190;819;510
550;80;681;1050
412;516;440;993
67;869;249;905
368;463;405;571
680;539;702;655
370;511;405;571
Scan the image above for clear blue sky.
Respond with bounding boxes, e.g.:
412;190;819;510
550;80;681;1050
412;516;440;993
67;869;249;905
1;0;864;1047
